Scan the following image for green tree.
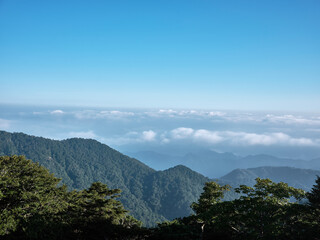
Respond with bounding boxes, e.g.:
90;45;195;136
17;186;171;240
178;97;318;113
191;181;230;239
307;175;320;208
229;178;306;239
65;182;142;239
189;178;309;239
305;175;320;236
0;155;68;239
150;218;201;240
0;155;142;240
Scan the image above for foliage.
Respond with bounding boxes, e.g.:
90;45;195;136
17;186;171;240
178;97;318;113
189;181;229;238
0;130;211;226
0;155;142;240
191;181;230;216
0;155;67;238
228;178;306;239
186;178;320;239
2;131;320;238
2;154;320;239
307;175;320;208
149;218;201;240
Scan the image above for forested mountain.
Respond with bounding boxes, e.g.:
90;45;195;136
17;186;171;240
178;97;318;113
3;155;320;239
129;150;320;178
2;130;319;227
0;130;210;226
0;155;144;240
220;166;320;191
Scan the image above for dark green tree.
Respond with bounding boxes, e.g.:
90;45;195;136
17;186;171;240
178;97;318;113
189;178;310;239
304;175;320;236
191;181;230;239
0;155;142;240
65;182;142;239
150;218;201;240
307;175;320;208
0;155;68;239
228;178;306;239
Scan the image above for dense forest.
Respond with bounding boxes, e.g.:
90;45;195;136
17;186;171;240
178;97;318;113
1;155;320;239
1;130;319;228
0;130;215;226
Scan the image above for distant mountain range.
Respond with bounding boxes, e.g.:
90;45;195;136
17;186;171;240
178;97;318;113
1;130;319;226
127;150;320;178
220;166;320;191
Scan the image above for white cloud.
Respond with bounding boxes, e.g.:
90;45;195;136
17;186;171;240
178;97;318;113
142;130;157;141
76;126;319;148
74;110;135;119
159;109;177;114
208;111;226;117
224;131;317;146
170;127;224;143
178;110;198;116
171;127;194;139
103;130;157;146
151;109;227;118
234;132;280;145
50;110;64;115
264;114;320;125
101;110;135;117
193;129;224;143
168;128;319;147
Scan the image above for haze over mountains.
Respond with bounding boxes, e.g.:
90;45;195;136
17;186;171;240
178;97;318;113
220;166;320;191
128;150;320;178
1;130;320;226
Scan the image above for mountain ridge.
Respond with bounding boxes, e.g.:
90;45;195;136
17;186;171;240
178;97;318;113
0;130;210;226
1;130;320;226
220;166;320;191
128;150;320;178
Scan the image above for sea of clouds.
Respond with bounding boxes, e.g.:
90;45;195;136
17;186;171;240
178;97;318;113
1;104;319;160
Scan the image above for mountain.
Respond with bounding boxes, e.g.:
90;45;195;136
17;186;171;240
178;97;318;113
220;166;320;191
128;151;320;178
0;130;210;226
2;130;318;226
127;150;240;177
143;165;211;220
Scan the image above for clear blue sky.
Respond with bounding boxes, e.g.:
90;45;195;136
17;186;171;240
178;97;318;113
1;0;319;111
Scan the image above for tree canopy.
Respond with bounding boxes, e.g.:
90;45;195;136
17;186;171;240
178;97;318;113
154;178;320;240
1;155;320;239
0;155;142;240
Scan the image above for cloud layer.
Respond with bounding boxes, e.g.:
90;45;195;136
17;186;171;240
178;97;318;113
2;106;320;158
167;128;318;147
101;127;319;148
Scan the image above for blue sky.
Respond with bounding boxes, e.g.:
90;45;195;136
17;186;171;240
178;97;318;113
1;0;320;111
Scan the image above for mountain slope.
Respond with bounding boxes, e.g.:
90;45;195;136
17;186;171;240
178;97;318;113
0;130;210;226
127;150;241;177
220;166;320;191
143;165;210;219
128;151;320;178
